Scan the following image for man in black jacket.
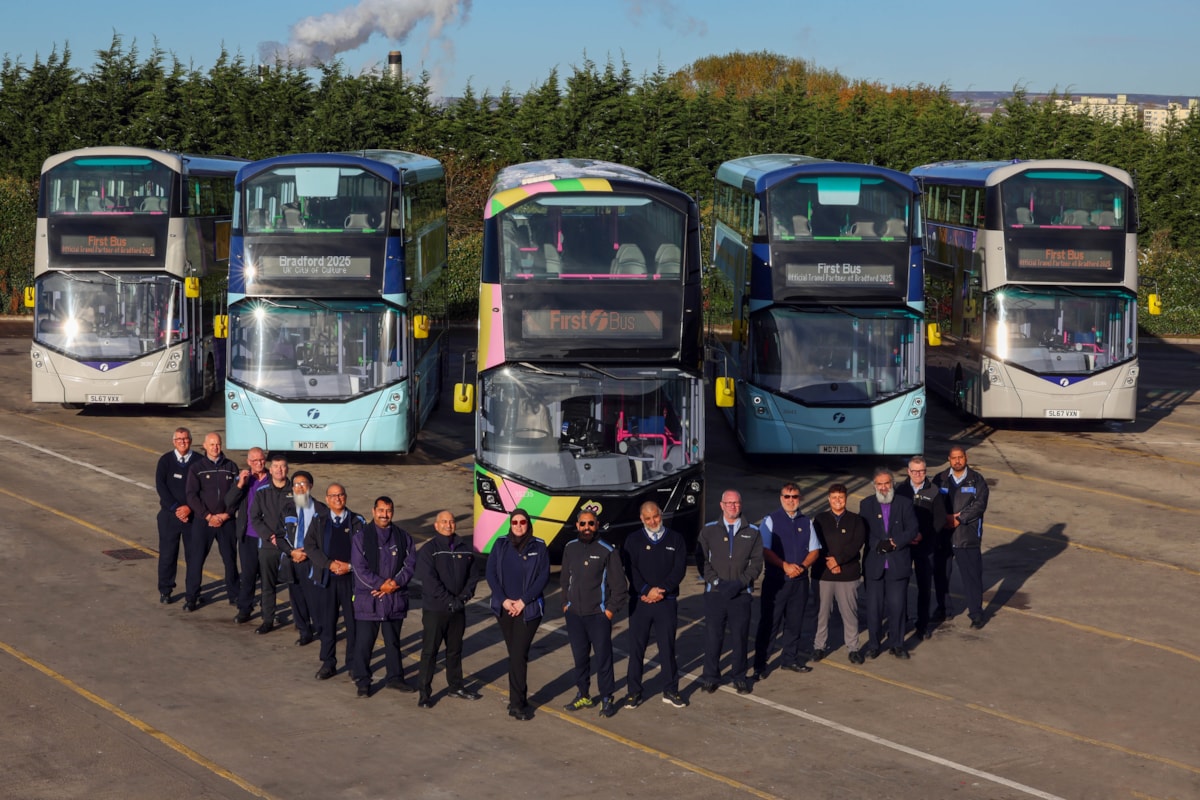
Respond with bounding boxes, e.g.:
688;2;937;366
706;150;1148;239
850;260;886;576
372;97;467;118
154;427;193;604
183;432;240;612
860;468;918;660
934;446;991;628
304;482;363;682
896;455;947;639
560;510;628;718
414;510;483;708
249;453;293;634
696;489;763;694
225;447;268;624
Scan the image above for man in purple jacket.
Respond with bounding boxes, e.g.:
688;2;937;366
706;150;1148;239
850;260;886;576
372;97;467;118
350;496;417;698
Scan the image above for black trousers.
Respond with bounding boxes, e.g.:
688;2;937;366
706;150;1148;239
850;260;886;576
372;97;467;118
497;613;540;710
864;573;909;650
354;618;405;688
184;518;237;603
317;573;357;674
626;596;679;695
564;611;615;698
912;543;936;630
954;546;984;619
418;608;467;694
258;544;284;625
702;590;752;683
290;575;321;638
933;544;954;615
754;576;809;672
156;509;188;596
236;534;261;616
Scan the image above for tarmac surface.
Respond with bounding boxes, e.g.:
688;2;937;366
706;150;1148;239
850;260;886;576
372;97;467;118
0;327;1198;799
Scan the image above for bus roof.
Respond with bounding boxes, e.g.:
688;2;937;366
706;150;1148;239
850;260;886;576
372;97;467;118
910;159;1133;188
489;159;676;196
717;154;919;194
235;150;444;184
41;146;247;176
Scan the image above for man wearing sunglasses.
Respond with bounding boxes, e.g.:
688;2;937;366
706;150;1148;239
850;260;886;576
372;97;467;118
560;510;628;719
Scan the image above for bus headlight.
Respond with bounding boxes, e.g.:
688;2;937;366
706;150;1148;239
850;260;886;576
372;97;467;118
165;349;183;372
986;364;1004;386
689;481;701;493
230;402;239;411
684;494;697;505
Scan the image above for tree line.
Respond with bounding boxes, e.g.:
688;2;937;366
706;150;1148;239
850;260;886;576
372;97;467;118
1;42;1196;332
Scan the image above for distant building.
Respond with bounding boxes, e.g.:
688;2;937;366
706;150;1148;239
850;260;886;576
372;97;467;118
1055;94;1141;124
1143;99;1198;134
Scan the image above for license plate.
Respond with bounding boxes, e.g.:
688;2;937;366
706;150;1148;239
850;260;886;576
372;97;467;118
293;441;334;450
1044;409;1080;418
86;394;122;403
819;444;859;454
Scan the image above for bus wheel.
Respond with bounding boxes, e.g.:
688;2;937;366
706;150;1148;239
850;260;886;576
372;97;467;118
61;402;84;410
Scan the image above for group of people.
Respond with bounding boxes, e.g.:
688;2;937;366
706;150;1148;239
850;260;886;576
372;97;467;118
156;426;989;719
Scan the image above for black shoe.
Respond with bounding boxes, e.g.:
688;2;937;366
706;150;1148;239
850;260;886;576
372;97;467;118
159;593;171;604
752;670;768;682
699;681;718;694
662;690;688;708
811;647;829;662
598;696;617;718
447;687;481;701
295;634;314;647
315;664;336;680
386;679;416;693
255;622;274;635
228;598;237;606
969;616;985;629
864;648;880;660
510;706;533;721
781;662;813;673
183;599;199;613
356;684;370;698
733;680;752;695
931;607;948;623
234;610;252;624
848;650;865;665
914;627;929;640
417;694;434;709
622;692;643;709
890;647;911;660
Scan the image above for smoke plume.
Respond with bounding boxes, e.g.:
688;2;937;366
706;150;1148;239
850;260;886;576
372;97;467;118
259;0;471;68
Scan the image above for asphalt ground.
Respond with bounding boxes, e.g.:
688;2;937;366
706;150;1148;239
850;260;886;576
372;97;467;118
0;330;1198;799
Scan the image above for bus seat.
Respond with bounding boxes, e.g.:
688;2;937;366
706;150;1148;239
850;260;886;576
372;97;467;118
792;215;811;236
654;244;681;277
1063;209;1089;226
86;196;101;211
1097;210;1117;227
56;196;74;212
849;220;876;237
1014;207;1034;225
247;209;266;230
282;204;303;228
612;243;647;274
882;218;907;238
345;213;371;229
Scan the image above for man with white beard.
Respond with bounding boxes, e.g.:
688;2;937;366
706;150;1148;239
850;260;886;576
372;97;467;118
282;471;326;647
859;468;918;660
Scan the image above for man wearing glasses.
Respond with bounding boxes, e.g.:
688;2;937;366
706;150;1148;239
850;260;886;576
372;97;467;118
560;510;628;719
896;456;947;640
753;483;821;679
859;468;918;660
226;447;269;624
155;427;194;604
304;484;365;682
697;490;763;694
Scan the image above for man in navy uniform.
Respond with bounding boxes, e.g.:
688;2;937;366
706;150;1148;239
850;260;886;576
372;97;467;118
183;432;240;612
155;427;193;604
934;446;991;629
896;455;947;639
753;483;820;678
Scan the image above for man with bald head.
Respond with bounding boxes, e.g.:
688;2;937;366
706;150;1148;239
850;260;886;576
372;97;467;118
414;510;483;708
304;483;365;682
183;432;240;612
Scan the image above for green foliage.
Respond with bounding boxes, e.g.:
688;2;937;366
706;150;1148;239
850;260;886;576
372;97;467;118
1139;231;1200;336
2;44;1200;333
439;231;483;320
0;176;36;314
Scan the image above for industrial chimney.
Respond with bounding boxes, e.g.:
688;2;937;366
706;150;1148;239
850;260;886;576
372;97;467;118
388;51;403;81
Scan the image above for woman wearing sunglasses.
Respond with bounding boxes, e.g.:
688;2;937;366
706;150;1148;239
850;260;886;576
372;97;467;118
486;509;549;720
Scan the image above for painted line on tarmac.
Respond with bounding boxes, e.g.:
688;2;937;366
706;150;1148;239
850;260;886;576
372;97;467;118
0;638;277;800
998;605;1200;666
1035;434;1200;469
0;433;155;491
11;412;160;454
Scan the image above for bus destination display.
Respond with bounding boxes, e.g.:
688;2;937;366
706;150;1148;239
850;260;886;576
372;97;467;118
522;308;664;339
258;254;372;279
785;262;895;287
1017;248;1113;270
60;234;155;257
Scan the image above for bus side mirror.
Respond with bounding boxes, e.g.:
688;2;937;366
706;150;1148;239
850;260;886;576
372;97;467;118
927;322;942;347
413;314;430;339
185;277;201;298
214;314;229;339
1148;293;1162;316
715;376;735;408
23;287;35;308
454;383;475;413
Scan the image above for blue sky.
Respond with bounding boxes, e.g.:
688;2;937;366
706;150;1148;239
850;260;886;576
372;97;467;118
2;0;1195;98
